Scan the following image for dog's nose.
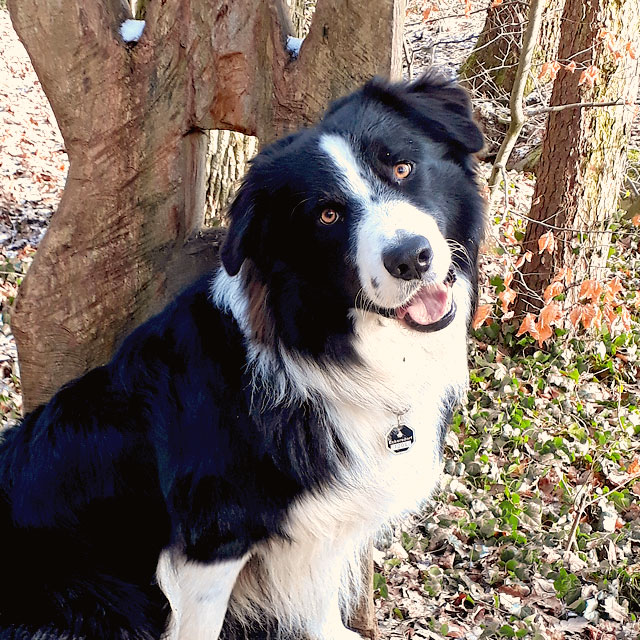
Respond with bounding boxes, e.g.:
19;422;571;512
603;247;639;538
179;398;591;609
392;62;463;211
383;234;432;281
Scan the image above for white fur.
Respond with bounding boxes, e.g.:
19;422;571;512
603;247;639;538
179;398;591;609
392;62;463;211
206;268;472;639
157;550;247;640
355;199;452;308
319;135;372;205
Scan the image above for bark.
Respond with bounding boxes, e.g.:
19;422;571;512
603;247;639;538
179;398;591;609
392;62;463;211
204;130;258;226
516;0;640;314
130;0;148;19
461;0;565;98
7;0;406;410
287;0;316;37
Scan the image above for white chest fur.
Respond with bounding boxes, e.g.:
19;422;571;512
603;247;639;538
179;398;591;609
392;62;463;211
211;269;472;637
297;279;471;531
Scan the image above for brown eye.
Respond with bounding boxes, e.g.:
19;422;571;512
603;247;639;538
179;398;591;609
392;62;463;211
393;162;412;180
320;208;340;225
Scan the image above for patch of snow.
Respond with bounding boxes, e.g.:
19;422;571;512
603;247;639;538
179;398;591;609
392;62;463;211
120;19;146;43
286;35;303;59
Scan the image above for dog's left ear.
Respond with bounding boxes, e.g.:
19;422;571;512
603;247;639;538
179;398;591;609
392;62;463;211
367;73;484;155
405;72;484;154
220;182;256;277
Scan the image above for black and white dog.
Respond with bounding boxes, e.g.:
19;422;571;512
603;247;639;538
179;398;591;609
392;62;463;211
0;73;484;640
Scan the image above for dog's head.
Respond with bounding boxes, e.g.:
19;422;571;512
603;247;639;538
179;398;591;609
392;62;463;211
220;72;485;357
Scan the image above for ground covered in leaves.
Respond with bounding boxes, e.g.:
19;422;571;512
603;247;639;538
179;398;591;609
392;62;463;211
2;5;640;640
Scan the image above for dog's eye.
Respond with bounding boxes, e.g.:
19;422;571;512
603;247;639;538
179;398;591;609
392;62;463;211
319;208;340;225
393;163;412;180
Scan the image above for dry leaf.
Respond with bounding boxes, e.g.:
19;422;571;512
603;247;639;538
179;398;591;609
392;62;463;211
472;304;492;329
579;65;601;88
579;279;603;302
626;41;638;60
543;281;564;303
538;302;562;329
580;303;602;330
538;230;556;255
619;305;631;332
569;305;583;328
498;287;517;313
516;313;539;339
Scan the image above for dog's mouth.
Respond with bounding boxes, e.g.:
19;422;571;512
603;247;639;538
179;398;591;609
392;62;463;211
394;268;457;332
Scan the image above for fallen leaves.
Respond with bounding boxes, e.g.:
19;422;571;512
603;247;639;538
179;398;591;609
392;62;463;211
472;304;492;329
0;12;68;253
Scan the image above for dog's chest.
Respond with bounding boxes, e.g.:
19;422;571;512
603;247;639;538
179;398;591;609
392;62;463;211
286;314;469;536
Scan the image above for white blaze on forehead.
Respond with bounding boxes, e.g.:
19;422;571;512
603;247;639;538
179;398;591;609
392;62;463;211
319;134;372;204
319;133;453;311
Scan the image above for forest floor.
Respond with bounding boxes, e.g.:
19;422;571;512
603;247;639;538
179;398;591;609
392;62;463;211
2;4;640;640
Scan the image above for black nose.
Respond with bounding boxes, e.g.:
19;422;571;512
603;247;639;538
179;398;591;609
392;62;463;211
383;234;432;281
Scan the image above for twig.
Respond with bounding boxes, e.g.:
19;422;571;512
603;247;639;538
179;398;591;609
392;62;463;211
403;36;414;80
581;472;640;511
526;100;640;117
487;0;545;205
432;34;480;48
501;165;509;223
565;480;591;553
508;208;623;234
421;1;529;25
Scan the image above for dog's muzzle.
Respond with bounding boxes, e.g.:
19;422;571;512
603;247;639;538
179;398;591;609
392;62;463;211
361;267;457;332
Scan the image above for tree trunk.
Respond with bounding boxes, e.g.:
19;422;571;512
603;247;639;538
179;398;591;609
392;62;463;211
287;0;316;38
204;130;258;226
516;0;640;314
8;0;405;411
202;0;315;226
461;0;565;99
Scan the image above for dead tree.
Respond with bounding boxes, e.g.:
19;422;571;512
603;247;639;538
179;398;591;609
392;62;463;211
8;0;405;415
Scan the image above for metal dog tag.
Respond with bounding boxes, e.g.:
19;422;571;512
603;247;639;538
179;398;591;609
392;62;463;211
386;425;415;454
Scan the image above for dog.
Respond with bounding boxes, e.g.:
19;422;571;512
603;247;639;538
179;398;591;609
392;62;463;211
0;72;484;640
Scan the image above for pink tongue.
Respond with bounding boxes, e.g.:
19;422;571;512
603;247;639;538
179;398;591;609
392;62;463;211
397;283;450;325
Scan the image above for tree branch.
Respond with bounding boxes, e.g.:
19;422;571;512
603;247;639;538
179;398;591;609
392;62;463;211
526;99;640;117
487;0;545;201
7;0;130;140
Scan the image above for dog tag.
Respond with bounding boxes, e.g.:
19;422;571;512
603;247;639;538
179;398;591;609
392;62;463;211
386;425;415;454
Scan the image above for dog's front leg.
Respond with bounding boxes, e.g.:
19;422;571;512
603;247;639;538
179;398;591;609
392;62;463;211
305;587;363;640
157;549;247;640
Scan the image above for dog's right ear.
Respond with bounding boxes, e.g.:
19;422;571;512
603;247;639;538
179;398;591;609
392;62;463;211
220;182;256;277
